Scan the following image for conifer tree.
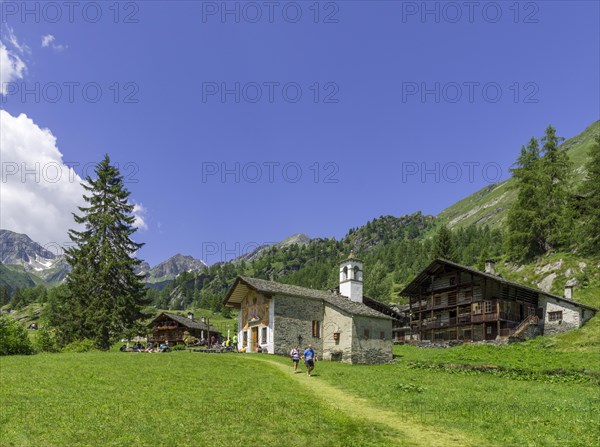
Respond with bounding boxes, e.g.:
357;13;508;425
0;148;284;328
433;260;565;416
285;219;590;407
63;155;148;349
432;225;457;262
578;136;600;254
506;136;544;260
539;125;572;250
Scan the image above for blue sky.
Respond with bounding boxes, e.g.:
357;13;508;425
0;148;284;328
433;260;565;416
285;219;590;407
1;1;599;266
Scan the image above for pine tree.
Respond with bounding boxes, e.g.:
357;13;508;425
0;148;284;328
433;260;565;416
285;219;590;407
538;125;572;250
432;225;457;262
63;155;148;349
578;136;600;254
506;136;544;260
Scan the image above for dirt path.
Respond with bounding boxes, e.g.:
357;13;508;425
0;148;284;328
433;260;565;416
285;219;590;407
248;356;480;447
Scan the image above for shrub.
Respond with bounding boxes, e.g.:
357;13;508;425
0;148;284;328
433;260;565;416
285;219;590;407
34;327;60;353
0;316;34;356
171;344;186;351
62;339;97;353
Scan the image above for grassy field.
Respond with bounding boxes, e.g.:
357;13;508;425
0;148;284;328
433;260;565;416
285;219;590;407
2;333;599;447
1;352;406;447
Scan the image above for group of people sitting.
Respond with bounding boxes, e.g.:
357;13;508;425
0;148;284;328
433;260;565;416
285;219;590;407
120;341;171;353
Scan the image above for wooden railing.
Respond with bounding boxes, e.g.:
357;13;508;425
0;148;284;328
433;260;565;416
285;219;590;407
417;311;523;329
512;315;539;337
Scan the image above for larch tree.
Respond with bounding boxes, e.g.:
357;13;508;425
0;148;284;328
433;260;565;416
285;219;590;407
538;125;572;251
63;155;148;349
578;136;600;254
506;136;544;260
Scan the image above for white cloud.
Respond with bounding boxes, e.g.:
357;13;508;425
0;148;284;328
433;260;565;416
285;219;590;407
0;110;85;249
41;34;67;52
5;26;29;55
0;41;26;94
0;110;148;250
132;203;148;230
41;34;54;47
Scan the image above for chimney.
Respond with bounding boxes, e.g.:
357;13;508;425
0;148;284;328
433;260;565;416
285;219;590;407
484;260;496;275
187;312;194;320
564;285;573;300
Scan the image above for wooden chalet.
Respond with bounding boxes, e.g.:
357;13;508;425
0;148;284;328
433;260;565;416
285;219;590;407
397;259;596;342
148;312;221;345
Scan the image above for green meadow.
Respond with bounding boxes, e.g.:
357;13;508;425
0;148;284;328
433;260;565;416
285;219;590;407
2;326;599;447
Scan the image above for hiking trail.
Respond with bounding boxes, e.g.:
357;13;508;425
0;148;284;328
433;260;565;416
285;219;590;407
245;356;482;447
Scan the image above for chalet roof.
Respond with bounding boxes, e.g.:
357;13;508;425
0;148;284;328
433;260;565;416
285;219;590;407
148;312;221;333
224;276;393;320
363;295;404;320
400;259;597;311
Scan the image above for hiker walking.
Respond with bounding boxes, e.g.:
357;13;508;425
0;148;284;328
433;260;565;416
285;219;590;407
303;344;317;377
290;346;301;373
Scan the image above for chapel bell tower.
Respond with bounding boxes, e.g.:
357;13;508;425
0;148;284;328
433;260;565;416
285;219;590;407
339;251;363;303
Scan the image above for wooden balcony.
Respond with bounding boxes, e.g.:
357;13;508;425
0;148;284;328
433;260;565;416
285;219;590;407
417;311;522;329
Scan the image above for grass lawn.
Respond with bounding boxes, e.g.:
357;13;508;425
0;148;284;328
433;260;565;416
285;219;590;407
2;343;599;446
1;351;407;447
314;360;598;446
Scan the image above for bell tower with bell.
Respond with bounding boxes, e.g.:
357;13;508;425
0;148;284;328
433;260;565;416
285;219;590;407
339;251;363;303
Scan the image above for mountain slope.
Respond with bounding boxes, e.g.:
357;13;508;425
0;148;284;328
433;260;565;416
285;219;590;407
0;230;67;287
0;264;38;292
231;233;312;264
438;121;600;230
0;229;57;266
142;254;207;282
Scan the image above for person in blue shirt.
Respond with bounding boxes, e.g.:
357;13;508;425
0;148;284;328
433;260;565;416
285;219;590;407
303;345;317;376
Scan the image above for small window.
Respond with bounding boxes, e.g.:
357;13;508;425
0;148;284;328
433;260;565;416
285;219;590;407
484;301;493;314
548;311;563;322
261;327;268;344
448;291;457;306
434;296;442;306
242;331;248;347
342;266;348;280
380;331;385;340
449;276;456;286
363;328;370;340
472;302;482;315
486;326;492;335
312;320;321;338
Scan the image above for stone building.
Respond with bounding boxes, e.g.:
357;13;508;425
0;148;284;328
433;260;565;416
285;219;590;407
397;259;596;342
223;253;395;364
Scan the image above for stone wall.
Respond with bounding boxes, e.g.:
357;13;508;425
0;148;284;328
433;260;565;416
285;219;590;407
582;308;595;325
539;296;582;335
272;294;324;357
350;316;393;364
322;305;353;363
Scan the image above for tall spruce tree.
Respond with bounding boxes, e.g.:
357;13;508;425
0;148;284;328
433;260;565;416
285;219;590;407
539;125;572;251
64;155;148;349
506;136;544;260
578;136;600;254
432;225;457;262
